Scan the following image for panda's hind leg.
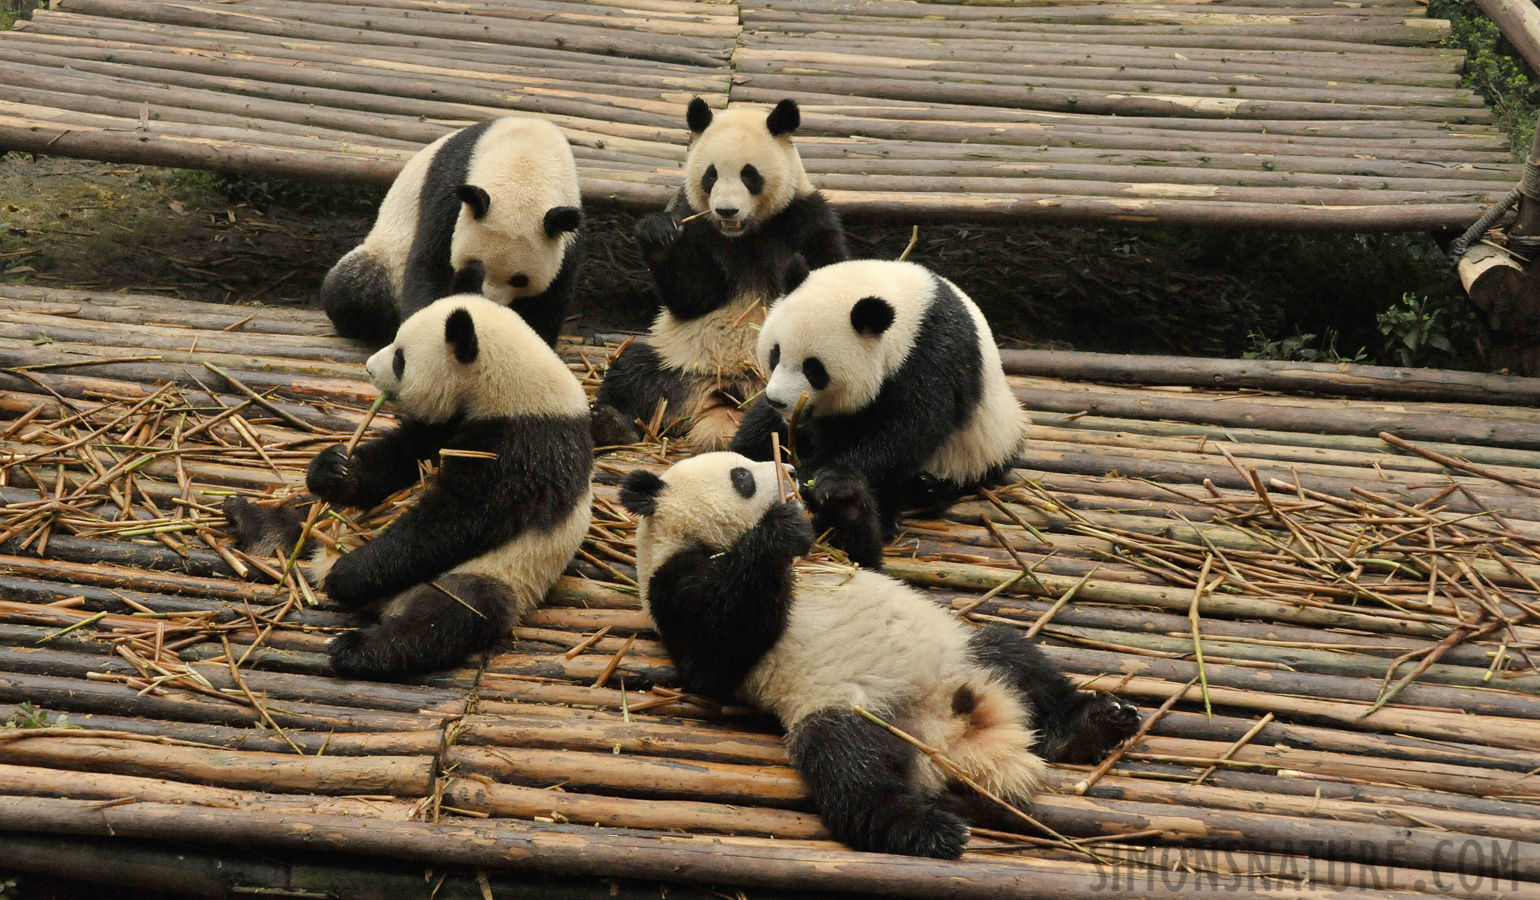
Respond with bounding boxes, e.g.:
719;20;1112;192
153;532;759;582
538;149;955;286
328;573;513;680
321;247;400;347
967;625;1141;764
592;340;688;450
787;708;969;860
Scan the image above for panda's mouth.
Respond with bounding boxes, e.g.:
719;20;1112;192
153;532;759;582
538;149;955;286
715;218;747;237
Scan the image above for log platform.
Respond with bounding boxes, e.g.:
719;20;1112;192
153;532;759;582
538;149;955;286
0;0;1523;230
2;283;1540;897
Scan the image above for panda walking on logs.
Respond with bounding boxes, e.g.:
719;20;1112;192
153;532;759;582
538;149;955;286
321;117;584;348
731;259;1028;569
591;97;848;452
620;453;1141;859
224;296;593;679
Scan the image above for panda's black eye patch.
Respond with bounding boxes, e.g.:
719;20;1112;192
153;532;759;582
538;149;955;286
701;164;718;194
803;357;829;391
741;164;764;195
392;347;405;380
769;344;781;371
730;467;757;500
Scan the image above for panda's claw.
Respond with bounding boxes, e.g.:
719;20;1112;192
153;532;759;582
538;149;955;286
306;444;354;501
634;213;681;254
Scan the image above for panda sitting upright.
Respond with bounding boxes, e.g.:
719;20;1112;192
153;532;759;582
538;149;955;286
731;259;1028;568
224;295;593;679
621;453;1141;859
322;117;584;348
591;97;848;451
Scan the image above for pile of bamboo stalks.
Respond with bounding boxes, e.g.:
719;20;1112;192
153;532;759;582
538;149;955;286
0;283;1538;897
0;0;1521;230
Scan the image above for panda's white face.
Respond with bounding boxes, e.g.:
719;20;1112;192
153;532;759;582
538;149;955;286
759;260;933;418
451;210;579;306
682;101;811;239
621;452;795;585
364;294;587;423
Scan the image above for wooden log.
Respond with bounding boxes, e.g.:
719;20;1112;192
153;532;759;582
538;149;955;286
458;715;784;766
0;735;435;795
0;762;418;819
0;671;438;733
51;0;732;67
1055;769;1540;843
444;779;828;838
0;706;442;755
1082;673;1540;752
0;796;1369;900
1008;377;1540;449
1029;793;1540;881
447;746;808;807
999;350;1540;406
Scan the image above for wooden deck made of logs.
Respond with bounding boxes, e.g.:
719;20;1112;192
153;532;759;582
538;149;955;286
0;0;1524;230
1;284;1539;897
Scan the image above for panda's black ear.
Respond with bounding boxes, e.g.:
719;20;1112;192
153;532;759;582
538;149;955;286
620;470;665;516
543;206;583;238
851;296;895;337
456;184;491;221
444;307;479;364
766;99;800;137
782;256;810;295
686;97;714;135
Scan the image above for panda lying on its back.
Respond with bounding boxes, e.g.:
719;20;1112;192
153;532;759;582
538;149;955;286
322;118;583;348
592;98;848;452
621;453;1141;859
732;260;1028;568
225;296;592;679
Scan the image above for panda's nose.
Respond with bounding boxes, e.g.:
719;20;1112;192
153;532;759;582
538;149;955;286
714;206;740;219
509;273;529;288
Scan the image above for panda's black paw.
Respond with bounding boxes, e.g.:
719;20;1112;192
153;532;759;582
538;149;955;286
320;554;375;610
1075;695;1143;762
805;469;884;568
760;502;816;559
880;806;970;860
590;404;642;450
220;496;304;569
634;213;680;254
307;444;355;502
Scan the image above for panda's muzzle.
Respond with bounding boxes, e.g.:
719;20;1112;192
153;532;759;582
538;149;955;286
713;207;746;236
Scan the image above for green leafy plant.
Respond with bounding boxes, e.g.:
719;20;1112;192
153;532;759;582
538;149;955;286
1244;328;1367;364
3;701;69;729
1431;0;1538;155
1377;292;1486;368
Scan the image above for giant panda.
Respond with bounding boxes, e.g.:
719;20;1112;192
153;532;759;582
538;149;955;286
730;259;1028;569
591;97;848;451
224;295;592;679
620;452;1141;859
322;117;584;348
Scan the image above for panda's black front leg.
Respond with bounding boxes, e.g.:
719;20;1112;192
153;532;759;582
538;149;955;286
728;396;790;462
805;466;884;569
789;708;970;860
308;419;458;510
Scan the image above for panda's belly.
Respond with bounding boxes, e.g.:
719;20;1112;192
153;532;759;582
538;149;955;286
740;568;976;728
651;297;765;376
450;488;592;618
923;374;1029;485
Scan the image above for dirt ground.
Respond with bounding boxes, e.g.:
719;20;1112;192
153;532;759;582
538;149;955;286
0;151;1476;362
